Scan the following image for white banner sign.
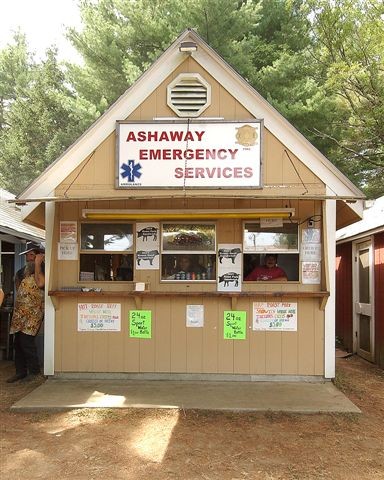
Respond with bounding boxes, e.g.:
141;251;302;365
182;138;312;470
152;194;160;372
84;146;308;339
78;303;121;332
252;302;297;331
117;122;261;188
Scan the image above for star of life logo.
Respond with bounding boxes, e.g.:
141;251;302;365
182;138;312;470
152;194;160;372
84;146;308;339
120;160;142;183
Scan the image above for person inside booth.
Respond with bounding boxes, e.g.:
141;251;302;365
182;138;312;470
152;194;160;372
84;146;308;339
244;254;287;282
168;254;206;280
116;255;133;281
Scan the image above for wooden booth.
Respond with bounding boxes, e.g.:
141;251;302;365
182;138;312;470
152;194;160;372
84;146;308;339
17;30;364;380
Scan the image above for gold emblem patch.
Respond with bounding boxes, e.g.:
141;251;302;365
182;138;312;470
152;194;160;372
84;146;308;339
235;125;258;147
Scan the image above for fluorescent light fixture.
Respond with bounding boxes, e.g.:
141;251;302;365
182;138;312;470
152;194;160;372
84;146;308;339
82;209;295;221
179;41;198;52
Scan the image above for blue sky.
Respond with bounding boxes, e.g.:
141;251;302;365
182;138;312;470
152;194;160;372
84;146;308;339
0;0;83;62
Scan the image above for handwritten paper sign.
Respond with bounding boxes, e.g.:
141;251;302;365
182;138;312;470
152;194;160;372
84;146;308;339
301;243;322;261
186;305;204;327
129;310;152;338
58;243;78;260
260;217;283;228
252;302;297;331
223;311;246;339
302;262;321;284
78;303;121;331
60;221;77;243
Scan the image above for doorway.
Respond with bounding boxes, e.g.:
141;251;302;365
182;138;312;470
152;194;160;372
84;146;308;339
354;239;375;361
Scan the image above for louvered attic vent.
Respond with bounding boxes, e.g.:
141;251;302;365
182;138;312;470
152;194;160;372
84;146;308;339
167;73;211;118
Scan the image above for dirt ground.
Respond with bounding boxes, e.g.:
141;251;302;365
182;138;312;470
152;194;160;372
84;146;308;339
1;356;383;480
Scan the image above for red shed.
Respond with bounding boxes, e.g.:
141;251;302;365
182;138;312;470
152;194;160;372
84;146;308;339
336;197;384;368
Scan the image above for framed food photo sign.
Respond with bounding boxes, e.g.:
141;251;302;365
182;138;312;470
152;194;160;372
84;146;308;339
162;223;216;252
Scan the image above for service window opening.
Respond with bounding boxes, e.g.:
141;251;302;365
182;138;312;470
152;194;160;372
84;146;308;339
161;222;216;282
243;222;299;282
79;223;134;282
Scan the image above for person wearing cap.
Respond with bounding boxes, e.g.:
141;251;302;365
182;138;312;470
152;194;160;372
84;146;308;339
244;254;288;281
15;242;45;290
7;243;45;383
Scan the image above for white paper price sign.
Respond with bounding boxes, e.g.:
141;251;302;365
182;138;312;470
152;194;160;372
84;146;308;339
252;302;297;331
186;305;204;327
78;303;121;332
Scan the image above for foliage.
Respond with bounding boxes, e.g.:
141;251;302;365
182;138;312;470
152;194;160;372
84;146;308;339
0;32;31;132
0;35;97;194
307;0;384;197
66;0;262;108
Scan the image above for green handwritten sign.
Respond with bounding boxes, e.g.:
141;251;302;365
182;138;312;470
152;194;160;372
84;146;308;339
223;311;246;340
129;310;152;338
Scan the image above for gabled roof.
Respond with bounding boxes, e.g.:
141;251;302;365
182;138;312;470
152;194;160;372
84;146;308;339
336;196;384;242
17;29;364;220
0;189;45;242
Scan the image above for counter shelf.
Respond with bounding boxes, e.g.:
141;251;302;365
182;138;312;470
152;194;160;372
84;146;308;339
49;289;330;310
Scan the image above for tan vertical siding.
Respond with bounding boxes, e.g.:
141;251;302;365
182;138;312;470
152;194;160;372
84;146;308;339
154;298;172;372
170;297;187;372
52;197;325;376
202;298;219;373
186;297;204;373
124;299;140;372
314;307;325;375
297;299;316;375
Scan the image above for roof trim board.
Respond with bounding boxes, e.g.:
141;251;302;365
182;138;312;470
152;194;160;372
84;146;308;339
18;29;364;220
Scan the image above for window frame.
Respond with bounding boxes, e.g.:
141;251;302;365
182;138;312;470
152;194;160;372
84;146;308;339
242;220;300;283
243;220;300;254
80;221;134;253
160;221;217;282
79;222;135;282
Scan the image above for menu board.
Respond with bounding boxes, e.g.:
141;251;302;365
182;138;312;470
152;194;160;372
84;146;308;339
78;303;121;332
252;302;297;331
